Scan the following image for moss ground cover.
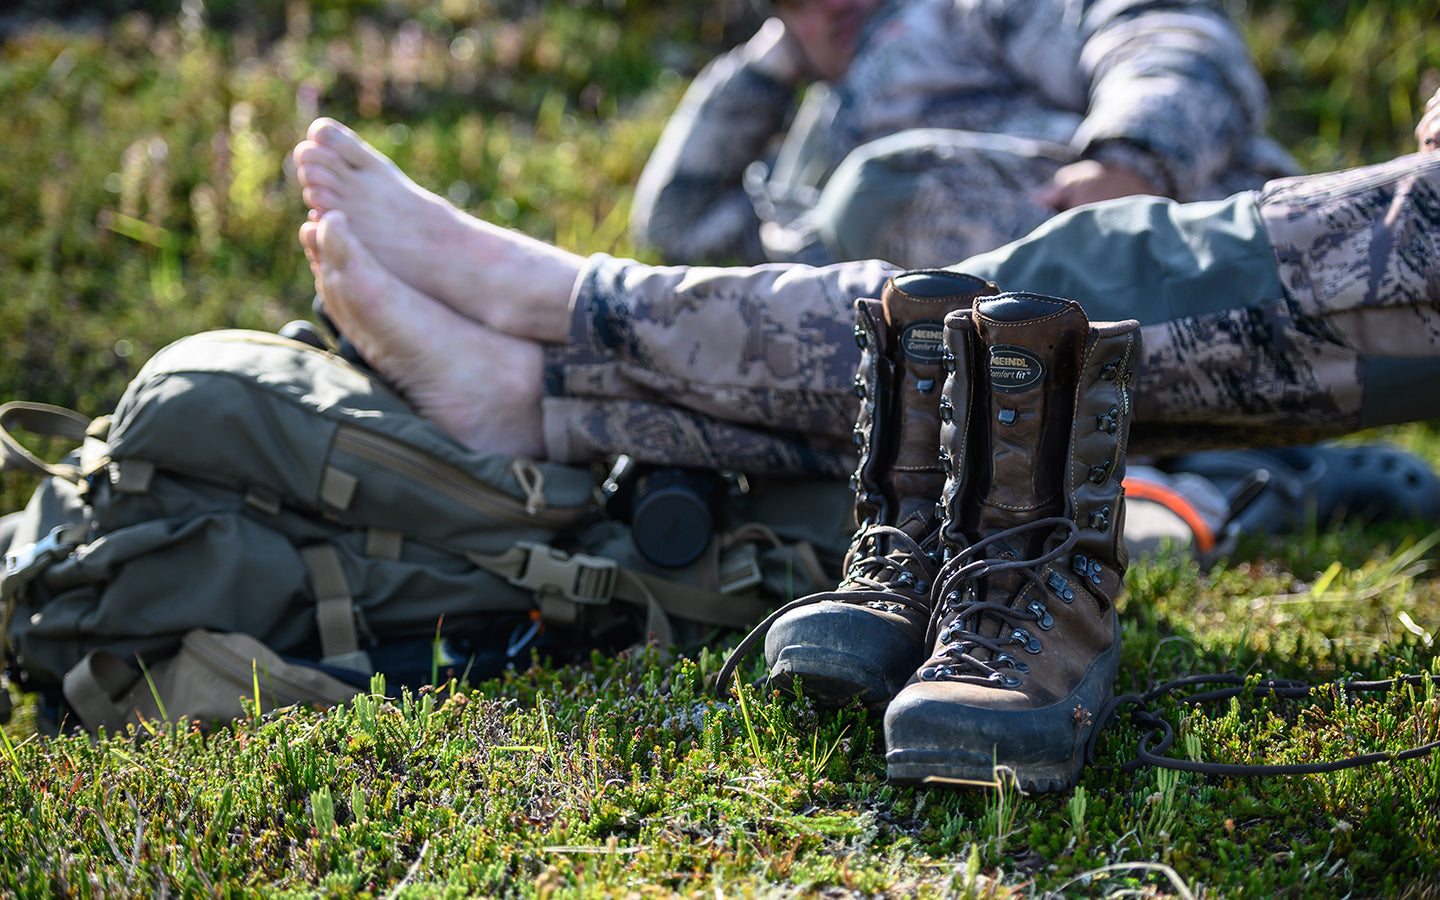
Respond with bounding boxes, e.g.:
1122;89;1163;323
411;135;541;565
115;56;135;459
2;1;1439;895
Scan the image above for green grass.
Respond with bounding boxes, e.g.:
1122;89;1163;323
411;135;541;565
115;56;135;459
3;1;1440;896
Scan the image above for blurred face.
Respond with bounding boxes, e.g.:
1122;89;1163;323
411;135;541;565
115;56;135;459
774;0;884;81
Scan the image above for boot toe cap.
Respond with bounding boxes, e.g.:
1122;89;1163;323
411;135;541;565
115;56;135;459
764;599;926;709
882;645;1120;792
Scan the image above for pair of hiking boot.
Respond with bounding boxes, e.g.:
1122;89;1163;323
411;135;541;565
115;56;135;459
762;270;1140;792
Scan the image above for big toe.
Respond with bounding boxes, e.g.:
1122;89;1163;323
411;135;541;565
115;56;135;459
306;116;345;142
310;118;376;169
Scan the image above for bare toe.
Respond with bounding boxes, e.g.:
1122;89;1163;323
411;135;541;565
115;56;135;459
293;117;581;344
314;212;545;457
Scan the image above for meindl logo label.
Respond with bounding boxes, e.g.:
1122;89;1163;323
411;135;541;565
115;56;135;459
900;321;945;364
989;345;1044;392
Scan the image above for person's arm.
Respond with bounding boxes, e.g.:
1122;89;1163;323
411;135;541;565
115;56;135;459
629;19;805;264
993;0;1271;207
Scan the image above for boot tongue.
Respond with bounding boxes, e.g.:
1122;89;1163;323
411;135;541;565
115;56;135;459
968;294;1088;550
881;272;997;535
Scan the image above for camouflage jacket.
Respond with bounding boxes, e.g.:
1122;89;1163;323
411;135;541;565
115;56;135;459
630;0;1298;264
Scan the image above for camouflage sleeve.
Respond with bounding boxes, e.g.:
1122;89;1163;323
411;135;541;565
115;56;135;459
629;45;797;265
981;0;1271;199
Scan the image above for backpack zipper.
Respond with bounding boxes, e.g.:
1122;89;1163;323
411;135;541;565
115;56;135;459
331;425;589;529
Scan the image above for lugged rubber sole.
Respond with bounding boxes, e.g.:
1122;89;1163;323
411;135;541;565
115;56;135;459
885;746;1088;794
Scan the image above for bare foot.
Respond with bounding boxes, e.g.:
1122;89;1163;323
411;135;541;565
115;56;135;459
1419;87;1440;152
313;210;547;457
294;117;582;343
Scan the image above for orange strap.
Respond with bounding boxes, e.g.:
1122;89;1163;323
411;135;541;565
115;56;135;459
1123;477;1218;554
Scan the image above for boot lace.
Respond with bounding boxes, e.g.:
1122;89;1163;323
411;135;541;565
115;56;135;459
916;517;1079;688
714;520;940;696
838;523;941;614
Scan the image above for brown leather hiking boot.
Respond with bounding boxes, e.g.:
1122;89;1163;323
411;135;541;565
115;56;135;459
760;270;999;709
884;292;1139;792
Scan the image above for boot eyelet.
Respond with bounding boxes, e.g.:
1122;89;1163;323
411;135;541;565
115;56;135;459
913;579;927;594
920;666;939;681
995;653;1029;674
853;374;867;398
854;327;868;348
1096;406;1118;434
1088;505;1112;531
1026;599;1054;629
1088;461;1111;483
852;427;866;448
1045;572;1075;604
1008;628;1042;654
1072;555;1104;586
939;398;953;422
1000;674;1022;688
942;350;956;373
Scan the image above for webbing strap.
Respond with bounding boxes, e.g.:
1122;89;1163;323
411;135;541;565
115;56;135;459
711;523;829;595
0;401;90;483
111;458;155;494
616;570;673;648
472;542;776;632
245;485;282;515
365;528;403;560
300;544;373;674
637;568;773;631
320;465;358;511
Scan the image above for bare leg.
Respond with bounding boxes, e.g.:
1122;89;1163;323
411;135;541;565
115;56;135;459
294;117;581;343
311;210;546;457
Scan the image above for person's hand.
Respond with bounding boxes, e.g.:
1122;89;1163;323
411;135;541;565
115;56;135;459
1034;160;1161;212
1416;87;1440;152
745;17;807;86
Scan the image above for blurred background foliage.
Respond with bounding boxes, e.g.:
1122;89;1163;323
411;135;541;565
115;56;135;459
1;0;1438;510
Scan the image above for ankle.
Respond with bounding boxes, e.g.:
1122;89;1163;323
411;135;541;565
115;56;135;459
482;234;584;344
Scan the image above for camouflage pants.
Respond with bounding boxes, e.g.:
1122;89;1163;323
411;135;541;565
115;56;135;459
542;152;1440;473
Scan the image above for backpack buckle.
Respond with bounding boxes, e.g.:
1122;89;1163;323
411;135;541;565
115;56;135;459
2;525;81;601
509;541;617;606
717;543;763;595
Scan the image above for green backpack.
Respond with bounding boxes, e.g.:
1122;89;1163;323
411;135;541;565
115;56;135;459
0;330;853;732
